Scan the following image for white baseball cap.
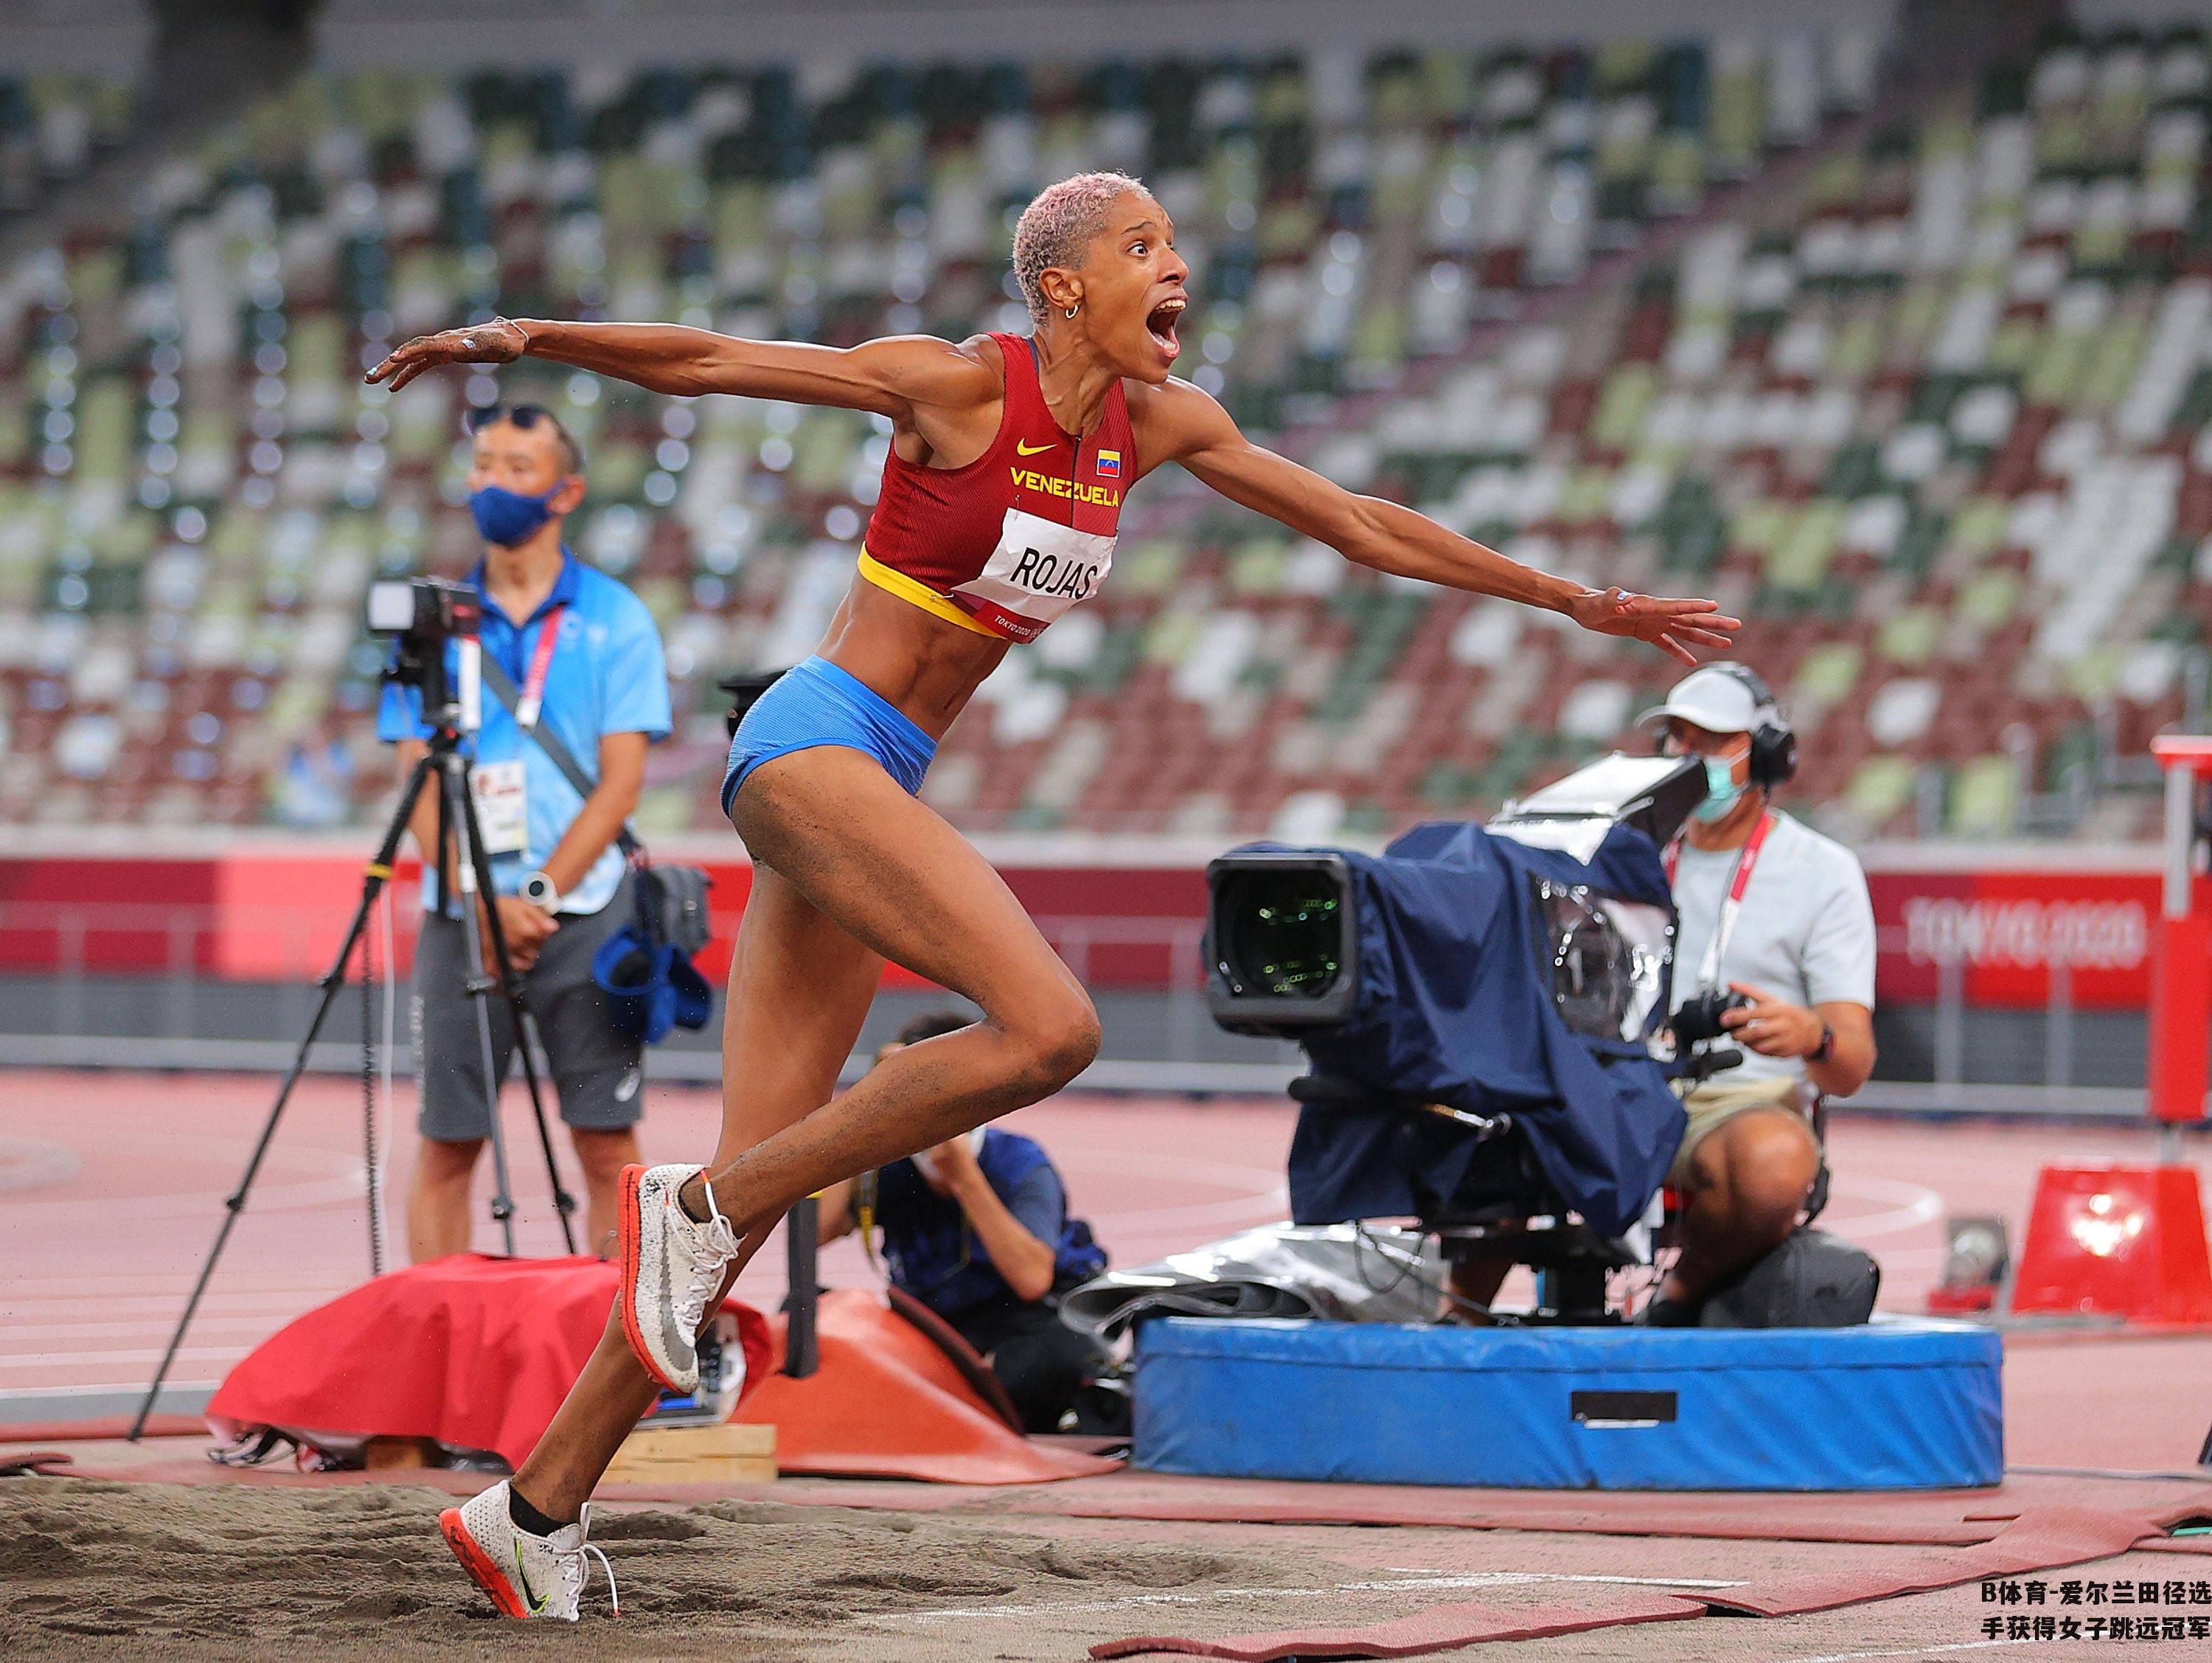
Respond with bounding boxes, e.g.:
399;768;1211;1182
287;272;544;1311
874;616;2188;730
1641;665;1766;735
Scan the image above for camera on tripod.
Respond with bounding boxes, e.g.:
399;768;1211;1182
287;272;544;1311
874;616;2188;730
366;576;477;642
367;578;480;710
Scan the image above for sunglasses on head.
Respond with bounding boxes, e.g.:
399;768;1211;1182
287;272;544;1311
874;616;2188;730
463;402;554;434
465;402;582;473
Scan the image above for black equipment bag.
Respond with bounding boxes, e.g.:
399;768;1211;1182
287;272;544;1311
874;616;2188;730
1700;1226;1880;1328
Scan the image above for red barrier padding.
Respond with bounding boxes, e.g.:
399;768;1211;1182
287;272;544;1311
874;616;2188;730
2012;1165;2212;1323
205;1254;771;1471
2149;909;2212;1124
734;1288;1119;1486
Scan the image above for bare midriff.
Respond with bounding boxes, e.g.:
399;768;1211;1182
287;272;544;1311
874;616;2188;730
815;574;1011;740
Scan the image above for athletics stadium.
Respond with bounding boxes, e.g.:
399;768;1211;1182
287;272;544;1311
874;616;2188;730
5;1;2212;1659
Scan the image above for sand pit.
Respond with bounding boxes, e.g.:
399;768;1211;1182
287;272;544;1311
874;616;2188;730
12;1468;2209;1662
1;1476;1296;1661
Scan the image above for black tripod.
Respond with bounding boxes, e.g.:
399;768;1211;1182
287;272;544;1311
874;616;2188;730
129;670;577;1440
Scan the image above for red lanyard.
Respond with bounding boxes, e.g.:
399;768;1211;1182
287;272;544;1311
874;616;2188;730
514;605;564;729
1666;810;1775;993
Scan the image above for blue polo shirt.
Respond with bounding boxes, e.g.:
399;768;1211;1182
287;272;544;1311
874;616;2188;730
875;1131;1109;1319
376;552;671;917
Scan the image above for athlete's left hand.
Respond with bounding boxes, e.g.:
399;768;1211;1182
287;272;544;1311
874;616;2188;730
1565;586;1741;665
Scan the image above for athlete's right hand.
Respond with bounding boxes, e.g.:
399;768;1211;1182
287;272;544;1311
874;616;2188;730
366;318;529;392
1563;586;1741;667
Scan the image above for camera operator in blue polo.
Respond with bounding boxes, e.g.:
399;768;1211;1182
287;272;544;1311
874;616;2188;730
378;404;672;1263
1636;664;1877;1326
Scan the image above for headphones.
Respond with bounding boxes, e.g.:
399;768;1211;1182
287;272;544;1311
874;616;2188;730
1705;662;1798;791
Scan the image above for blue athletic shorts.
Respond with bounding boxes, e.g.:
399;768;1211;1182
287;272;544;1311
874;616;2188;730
721;655;937;819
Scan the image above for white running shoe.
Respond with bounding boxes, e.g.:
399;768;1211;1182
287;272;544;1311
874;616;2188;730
617;1162;739;1393
438;1479;617;1622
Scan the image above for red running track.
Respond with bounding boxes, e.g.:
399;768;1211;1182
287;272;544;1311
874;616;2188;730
4;1069;2208;1470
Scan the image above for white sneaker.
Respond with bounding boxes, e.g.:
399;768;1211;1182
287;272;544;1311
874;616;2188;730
438;1479;616;1622
617;1162;738;1393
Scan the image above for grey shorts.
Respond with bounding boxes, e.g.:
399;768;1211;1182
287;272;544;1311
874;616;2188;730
411;873;645;1143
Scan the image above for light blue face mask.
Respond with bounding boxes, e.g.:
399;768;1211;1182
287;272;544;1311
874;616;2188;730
1691;754;1746;824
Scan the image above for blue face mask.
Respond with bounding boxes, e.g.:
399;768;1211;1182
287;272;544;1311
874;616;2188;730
468;482;563;547
1691;754;1746;824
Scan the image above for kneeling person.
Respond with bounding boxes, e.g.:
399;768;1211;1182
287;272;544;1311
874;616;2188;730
819;1010;1110;1431
1646;664;1877;1324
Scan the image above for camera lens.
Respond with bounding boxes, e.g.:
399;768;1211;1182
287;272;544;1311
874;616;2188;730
1219;871;1343;999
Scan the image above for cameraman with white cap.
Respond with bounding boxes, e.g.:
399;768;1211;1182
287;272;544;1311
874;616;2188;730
1641;664;1877;1326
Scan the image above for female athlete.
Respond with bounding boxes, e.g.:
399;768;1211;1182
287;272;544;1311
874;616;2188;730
367;170;1739;1619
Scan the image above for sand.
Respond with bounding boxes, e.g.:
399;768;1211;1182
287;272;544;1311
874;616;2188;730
1;1476;1295;1661
12;1471;2203;1663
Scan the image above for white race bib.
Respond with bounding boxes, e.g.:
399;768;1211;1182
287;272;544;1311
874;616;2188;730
470;759;529;856
952;507;1115;638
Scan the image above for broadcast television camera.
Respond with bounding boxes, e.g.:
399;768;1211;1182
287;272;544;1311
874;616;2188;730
1205;752;1734;1322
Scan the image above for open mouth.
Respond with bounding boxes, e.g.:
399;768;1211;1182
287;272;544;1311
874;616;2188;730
1146;296;1186;360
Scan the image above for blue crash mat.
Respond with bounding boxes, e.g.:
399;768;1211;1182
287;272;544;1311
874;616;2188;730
1133;1315;2002;1491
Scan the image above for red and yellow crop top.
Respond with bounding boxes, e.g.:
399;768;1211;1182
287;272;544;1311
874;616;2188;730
857;331;1133;644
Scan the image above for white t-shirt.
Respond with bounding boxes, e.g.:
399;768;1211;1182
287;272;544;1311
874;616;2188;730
1669;810;1877;1085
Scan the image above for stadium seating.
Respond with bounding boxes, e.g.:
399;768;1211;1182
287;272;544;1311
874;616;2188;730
0;22;2200;843
0;72;133;223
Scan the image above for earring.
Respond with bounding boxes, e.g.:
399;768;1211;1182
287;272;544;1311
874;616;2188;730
1064;305;1079;319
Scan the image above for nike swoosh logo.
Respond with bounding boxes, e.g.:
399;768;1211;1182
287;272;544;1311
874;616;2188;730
513;1541;549;1613
1015;440;1057;456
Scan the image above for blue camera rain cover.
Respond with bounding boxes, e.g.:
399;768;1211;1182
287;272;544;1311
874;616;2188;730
1279;820;1686;1237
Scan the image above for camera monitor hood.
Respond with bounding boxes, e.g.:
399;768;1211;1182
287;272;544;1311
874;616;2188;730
1491;753;1705;863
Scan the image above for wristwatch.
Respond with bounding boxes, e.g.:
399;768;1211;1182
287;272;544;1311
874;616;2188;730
1809;1021;1834;1063
520;870;560;913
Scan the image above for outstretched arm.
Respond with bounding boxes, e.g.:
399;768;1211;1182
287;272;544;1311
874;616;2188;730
366;316;999;423
1135;379;1739;664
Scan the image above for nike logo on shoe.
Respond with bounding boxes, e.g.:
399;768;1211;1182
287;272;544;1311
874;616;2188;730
513;1542;548;1613
1015;440;1057;456
657;1202;696;1375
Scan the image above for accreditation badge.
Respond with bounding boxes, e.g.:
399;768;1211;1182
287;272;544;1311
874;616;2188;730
470;759;530;855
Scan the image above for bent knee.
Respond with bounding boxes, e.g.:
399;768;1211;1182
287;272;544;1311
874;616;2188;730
1723;1143;1819;1232
1686;1113;1816;1218
1735;1163;1818;1229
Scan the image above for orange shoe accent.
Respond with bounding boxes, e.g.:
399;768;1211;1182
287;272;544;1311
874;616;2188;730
613;1163;681;1392
440;1507;528;1620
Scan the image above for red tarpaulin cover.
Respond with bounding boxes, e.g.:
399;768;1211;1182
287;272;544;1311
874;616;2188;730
206;1254;771;1470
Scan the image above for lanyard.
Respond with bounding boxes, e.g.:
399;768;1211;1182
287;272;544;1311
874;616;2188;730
513;605;564;730
1665;810;1775;996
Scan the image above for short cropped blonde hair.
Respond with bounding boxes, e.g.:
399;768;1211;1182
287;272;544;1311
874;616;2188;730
1012;170;1150;320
